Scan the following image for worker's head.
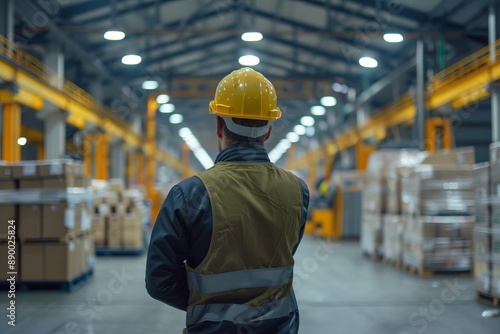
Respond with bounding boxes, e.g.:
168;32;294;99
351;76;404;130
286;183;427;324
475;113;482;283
209;67;281;151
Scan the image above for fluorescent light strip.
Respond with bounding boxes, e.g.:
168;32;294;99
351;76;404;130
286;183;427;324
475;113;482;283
178;127;214;170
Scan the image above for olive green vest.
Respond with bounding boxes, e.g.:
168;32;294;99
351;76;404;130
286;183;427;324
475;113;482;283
186;162;303;326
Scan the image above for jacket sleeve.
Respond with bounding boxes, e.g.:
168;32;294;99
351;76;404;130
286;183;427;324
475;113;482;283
293;178;310;255
145;185;190;311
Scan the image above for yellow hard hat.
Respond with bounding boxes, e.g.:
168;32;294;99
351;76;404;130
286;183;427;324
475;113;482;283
209;67;282;121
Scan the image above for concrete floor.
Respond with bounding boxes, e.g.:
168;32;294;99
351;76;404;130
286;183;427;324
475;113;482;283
1;236;499;334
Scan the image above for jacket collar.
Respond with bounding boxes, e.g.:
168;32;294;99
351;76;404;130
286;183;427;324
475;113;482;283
215;142;271;163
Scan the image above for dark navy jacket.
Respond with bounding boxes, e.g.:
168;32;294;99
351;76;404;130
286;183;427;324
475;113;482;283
146;142;310;333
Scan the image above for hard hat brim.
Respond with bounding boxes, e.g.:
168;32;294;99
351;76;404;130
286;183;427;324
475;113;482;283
209;100;281;121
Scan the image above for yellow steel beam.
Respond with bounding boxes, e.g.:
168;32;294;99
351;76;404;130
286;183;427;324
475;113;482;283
20;125;44;143
162;77;336;99
95;133;110;180
37;145;45;160
181;143;190;179
0;56;191;173
0;89;43;110
137;152;145;186
83;135;92;177
2;104;21;162
146;96;160;224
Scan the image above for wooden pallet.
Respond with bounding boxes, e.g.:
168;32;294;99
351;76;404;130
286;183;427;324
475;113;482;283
96;246;145;256
0;269;93;292
383;258;403;269
477;292;500;307
403;265;471;278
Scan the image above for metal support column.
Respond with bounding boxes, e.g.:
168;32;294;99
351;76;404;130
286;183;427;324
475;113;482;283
415;40;426;148
43;110;67;159
490;3;500;142
147;95;160;223
44;42;65;90
2;103;21;162
95;133;110;180
110;138;125;180
0;0;14;42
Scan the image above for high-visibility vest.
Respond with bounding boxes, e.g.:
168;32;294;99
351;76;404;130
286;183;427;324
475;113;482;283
186;162;304;328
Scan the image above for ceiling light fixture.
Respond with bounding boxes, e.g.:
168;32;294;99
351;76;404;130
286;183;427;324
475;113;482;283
156;94;170;104
320;96;337;107
17;137;27;146
286;132;300;143
359;56;378;68
300;116;315;127
159;103;175;113
293;124;306;135
104;30;126;41
142;80;159;90
239;55;260;66
121;54;142;65
169;114;183;124
310;105;326;116
383;33;404;43
241;32;263;42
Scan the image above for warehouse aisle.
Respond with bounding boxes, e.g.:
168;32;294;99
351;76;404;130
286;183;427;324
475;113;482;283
1;237;498;334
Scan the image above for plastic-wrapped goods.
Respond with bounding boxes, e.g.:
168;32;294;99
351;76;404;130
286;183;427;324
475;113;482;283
474;225;491;294
361;213;383;258
363;150;426;214
400;165;475;216
403;215;474;271
382;215;406;263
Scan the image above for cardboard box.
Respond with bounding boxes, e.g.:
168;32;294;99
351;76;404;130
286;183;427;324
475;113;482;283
12;164;37;179
38;162;75;178
107;216;121;248
92;216;106;247
44;241;76;281
21;243;44;281
109;178;125;193
41;176;75;189
74;236;84;277
0;180;16;190
42;202;76;239
19;204;42;239
0;243;13;280
122;214;143;249
421;147;475;165
18;179;42;189
0;164;13;180
0;205;16;238
493;263;500;297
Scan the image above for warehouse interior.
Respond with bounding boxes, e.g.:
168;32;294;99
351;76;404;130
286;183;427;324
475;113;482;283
1;0;500;333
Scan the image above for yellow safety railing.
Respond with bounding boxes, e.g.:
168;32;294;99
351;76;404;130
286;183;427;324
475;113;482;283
428;39;500;92
0;35;121;123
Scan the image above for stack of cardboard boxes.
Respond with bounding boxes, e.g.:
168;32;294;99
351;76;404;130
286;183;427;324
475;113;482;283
473;143;500;298
361;150;425;259
91;179;145;251
400;148;476;272
0;160;94;283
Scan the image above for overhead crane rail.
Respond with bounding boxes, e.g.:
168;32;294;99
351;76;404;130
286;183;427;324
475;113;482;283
0;34;194;175
289;39;500;170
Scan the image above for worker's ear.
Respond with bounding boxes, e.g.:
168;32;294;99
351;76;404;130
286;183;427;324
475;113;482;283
216;116;223;139
264;124;272;142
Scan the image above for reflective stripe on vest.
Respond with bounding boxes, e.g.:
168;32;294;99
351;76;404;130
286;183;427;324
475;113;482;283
186;293;298;326
187;266;293;294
